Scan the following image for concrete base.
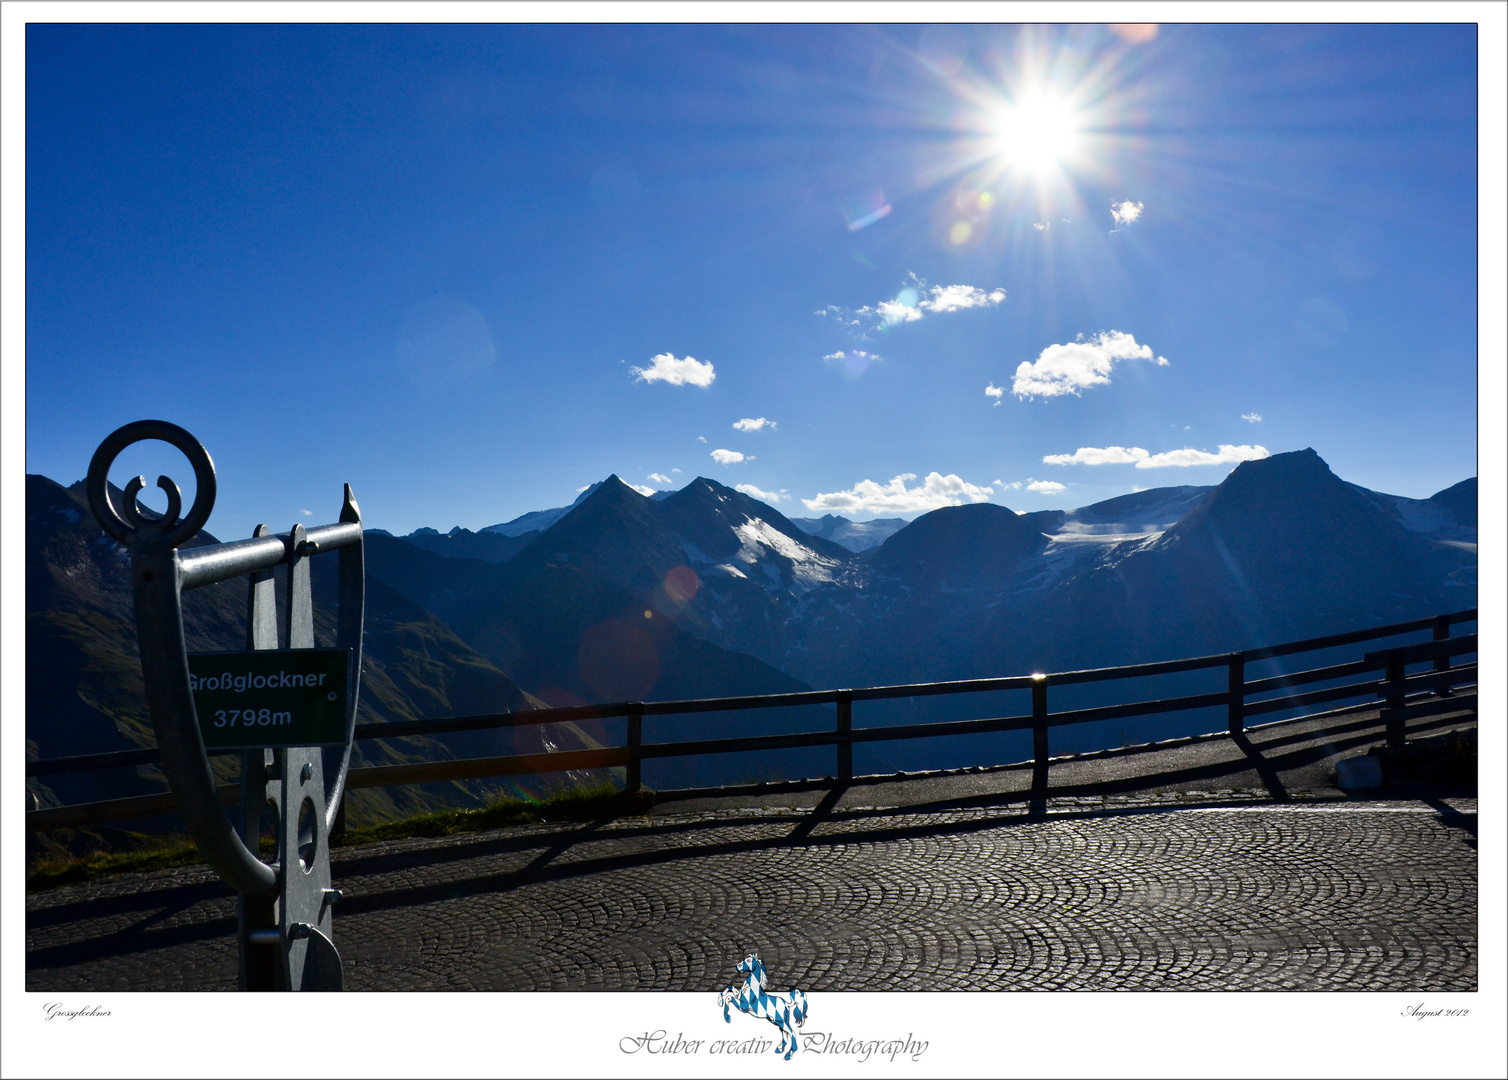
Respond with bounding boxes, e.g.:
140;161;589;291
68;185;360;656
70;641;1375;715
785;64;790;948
1336;755;1384;789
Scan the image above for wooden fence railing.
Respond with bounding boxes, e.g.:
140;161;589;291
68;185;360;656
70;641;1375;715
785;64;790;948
26;608;1477;832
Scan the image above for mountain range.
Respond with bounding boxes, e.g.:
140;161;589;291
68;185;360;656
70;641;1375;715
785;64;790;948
27;448;1476;813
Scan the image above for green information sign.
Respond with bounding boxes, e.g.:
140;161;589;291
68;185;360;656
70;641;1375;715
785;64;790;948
188;649;350;750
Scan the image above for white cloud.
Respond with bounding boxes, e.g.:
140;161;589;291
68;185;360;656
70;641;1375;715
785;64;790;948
1111;200;1144;227
697;435;707;443
631;352;715;387
733;417;777;432
1043;445;1151;466
711;449;752;465
816;304;863;327
1242;412;1263;423
1033;221;1049;231
802;472;994;515
576;484;591;493
647;473;673;485
1044;443;1269;469
1137;444;1269;469
823;348;882;380
873;298;925;324
1012;331;1169;399
826;350;880;365
1027;480;1067;494
735;483;785;503
671;467;682;473
985;383;1005;406
300;509;313;516
822;277;1005;338
627;483;657;497
919;285;1006;313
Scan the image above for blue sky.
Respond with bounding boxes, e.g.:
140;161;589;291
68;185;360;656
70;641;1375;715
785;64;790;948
19;21;1491;539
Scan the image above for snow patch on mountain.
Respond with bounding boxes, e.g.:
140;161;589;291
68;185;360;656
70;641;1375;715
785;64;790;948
733;517;841;589
1391;499;1458;534
1050;486;1209;536
1051;523;1169;538
1013;530;1165;595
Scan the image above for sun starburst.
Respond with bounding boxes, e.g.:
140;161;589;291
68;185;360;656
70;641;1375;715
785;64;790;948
991;87;1083;176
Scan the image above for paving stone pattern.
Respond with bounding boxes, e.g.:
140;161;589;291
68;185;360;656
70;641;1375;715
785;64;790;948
27;796;1477;992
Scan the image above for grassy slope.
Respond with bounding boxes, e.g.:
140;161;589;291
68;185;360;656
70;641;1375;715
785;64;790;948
27;783;652;892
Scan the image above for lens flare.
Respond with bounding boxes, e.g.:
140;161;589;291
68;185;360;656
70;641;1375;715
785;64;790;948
1110;24;1159;44
664;565;701;604
394;296;496;392
579;620;660;702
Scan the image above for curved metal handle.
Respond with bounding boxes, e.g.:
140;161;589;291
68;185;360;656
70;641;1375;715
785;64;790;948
86;422;277;897
323;484;364;834
86;420;217;550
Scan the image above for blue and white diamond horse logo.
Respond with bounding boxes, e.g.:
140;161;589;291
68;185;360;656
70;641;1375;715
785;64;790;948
717;952;809;1060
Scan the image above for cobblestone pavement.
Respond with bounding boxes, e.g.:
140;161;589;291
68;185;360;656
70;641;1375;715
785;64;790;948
27;794;1477;992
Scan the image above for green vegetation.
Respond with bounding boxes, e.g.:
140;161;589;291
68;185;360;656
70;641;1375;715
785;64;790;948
332;782;653;845
26;783;654;893
27;835;211;892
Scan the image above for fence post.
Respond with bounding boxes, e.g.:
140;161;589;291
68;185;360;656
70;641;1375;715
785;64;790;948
836;690;853;781
626;703;643;794
1432;616;1453;697
1032;676;1049;772
1384;656;1407;749
1227;653;1245;735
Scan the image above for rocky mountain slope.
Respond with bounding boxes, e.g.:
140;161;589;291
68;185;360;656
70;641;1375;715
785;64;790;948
24;475;609;829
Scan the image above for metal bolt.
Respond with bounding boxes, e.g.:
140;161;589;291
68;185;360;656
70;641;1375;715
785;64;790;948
299;540;319;556
246;928;281;946
288;922;315;940
300;762;312;783
323;888;343;904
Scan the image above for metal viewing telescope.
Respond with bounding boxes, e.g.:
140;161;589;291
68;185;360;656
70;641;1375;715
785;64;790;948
86;420;364;990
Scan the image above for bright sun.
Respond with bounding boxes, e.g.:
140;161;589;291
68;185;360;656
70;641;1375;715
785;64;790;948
992;89;1081;176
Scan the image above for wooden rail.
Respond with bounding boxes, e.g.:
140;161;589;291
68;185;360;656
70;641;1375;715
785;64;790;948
27;609;1477;832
